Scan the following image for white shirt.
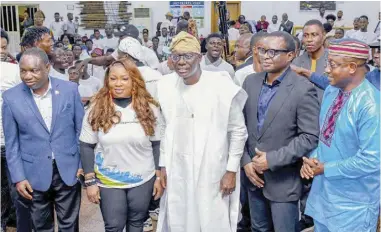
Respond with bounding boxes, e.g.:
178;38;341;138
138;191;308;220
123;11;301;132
334;19;346;28
49;68;69;81
143;40;153;49
78;76;101;98
138;66;163;100
49;21;64;40
267;22;280;33
88;65;106;86
1;62;22;146
351;30;378;44
200;56;235;79
280;20;289;31
157;60;174;75
158;36;170;55
345;29;359;38
63;20;76;35
31;80;54;158
142;46;160;70
228;28;240;41
80;103;163;188
102;37;119;52
234;64;255;87
92;38;105;50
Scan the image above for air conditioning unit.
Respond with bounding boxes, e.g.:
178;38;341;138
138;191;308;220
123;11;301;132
132;8;152;37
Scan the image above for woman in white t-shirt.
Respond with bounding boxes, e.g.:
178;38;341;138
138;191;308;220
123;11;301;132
79;58;163;232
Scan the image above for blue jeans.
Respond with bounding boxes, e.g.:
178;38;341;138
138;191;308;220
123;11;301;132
243;174;299;232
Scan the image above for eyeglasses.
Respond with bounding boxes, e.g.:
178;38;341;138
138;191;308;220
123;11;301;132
170;53;198;62
257;47;290;58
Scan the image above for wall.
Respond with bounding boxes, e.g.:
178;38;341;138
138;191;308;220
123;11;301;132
240;1;380;31
3;1;380;37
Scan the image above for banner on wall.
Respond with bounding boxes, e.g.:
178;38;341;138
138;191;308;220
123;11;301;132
169;1;204;28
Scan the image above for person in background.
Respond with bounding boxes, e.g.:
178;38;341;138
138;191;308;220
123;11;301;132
323;23;333;37
142;30;153;49
334;10;346;28
19;26;54;61
366;42;380;90
279;13;294;34
351;15;378;44
156;31;248;232
293;35;302;57
152;37;162;62
33;10;45;27
334;28;345;39
66;49;74;67
324;36;335;48
228;21;240;42
88;48;106;84
162;12;175;32
92;29;104;50
234;33;252;68
54;41;64;49
239;24;251;36
68;66;80;84
183;11;191;21
158;27;170;58
325;14;336;28
50;47;70;81
0;28;22;232
292;20;328;101
79;58;163;232
105;48;114;56
63;13;76;36
267;15;280;33
242;31;320;232
21;11;33;33
235;15;246;29
72;44;84;61
2;47;84;232
74;16;80;33
318;5;326;23
201;33;235;78
74;60;101;98
256;15;269;32
345;17;360;38
85;39;93;55
61;34;73;50
302;38;380;232
50;12;64;41
81;36;89;49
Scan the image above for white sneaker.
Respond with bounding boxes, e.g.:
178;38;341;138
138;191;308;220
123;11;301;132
149;208;160;221
143;218;153;232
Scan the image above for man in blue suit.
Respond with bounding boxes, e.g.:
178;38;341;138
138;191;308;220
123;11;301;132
2;47;84;231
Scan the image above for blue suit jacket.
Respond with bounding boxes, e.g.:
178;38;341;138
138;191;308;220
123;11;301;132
2;77;84;191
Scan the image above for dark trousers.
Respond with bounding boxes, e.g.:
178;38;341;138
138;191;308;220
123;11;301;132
238;168;251;230
300;179;314;225
243;174;299;232
99;177;155;232
24;161;81;232
1;146;32;232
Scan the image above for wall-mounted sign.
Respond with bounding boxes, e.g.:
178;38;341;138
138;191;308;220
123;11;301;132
169;1;204;28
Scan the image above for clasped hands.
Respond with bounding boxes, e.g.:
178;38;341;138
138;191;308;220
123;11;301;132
300;157;324;179
244;148;268;188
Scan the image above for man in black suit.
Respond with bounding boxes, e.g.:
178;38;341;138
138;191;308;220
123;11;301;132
241;31;320;232
279;13;294;34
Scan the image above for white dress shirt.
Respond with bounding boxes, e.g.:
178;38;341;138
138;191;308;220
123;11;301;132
234;64;255;87
31;80;54;158
267;23;280;33
49;21;64;40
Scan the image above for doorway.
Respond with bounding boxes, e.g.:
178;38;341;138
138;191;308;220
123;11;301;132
210;1;241;33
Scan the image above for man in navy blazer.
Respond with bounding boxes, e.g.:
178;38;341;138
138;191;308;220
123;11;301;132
2;47;84;231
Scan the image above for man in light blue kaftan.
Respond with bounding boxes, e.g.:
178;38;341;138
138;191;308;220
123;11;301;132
301;38;380;232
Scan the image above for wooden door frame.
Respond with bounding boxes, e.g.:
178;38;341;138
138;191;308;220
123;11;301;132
210;1;241;33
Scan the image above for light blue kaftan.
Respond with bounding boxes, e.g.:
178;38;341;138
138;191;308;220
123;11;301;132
306;79;380;232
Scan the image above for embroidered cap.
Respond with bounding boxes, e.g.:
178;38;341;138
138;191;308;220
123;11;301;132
118;37;143;61
328;38;370;60
115;24;139;39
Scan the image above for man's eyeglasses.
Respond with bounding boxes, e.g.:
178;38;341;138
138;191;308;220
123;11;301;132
170;53;198;62
257;47;291;58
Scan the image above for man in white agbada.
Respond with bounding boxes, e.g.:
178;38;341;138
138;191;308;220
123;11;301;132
156;31;248;232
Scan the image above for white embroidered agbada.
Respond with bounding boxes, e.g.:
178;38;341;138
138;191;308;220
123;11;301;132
156;70;248;232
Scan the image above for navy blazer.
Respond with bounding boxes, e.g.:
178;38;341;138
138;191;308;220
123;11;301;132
2;77;84;191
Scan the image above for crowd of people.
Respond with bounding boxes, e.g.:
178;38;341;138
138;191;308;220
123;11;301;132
0;4;380;232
